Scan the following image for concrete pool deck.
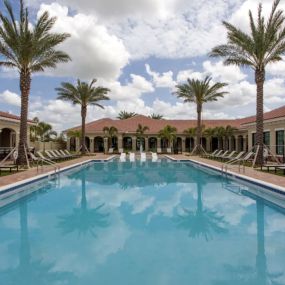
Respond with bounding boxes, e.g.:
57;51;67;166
0;153;285;194
167;154;285;190
0;154;113;188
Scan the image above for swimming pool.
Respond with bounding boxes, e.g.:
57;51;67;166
0;159;285;285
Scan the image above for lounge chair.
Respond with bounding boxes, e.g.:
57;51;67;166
141;152;146;162
0;163;18;174
37;151;57;163
210;150;223;159
119;148;124;154
203;149;219;158
213;150;227;159
64;150;80;158
152;152;158;162
129;153;135;162
221;151;236;161
119;153;126;162
108;148;114;154
46;150;64;161
261;163;285;172
166;148;172;154
157;148;162;154
54;150;71;159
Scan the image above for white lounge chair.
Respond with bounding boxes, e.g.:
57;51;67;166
119;153;126;162
166;148;172;154
119;148;124;154
141;152;146;162
157;148;162;154
221;151;236;161
152;152;158;162
129;153;135;162
108;148;114;154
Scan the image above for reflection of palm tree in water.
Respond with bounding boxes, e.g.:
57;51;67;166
176;182;228;241
0;200;74;285
58;171;109;237
213;199;283;285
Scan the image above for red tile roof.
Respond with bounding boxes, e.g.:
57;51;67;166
68;115;243;134
240;105;285;125
0;111;34;123
67;105;285;134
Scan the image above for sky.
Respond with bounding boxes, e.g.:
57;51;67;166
1;0;285;131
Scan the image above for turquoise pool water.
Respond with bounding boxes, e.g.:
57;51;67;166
0;159;285;285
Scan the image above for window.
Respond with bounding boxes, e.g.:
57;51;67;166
252;132;270;147
276;130;284;155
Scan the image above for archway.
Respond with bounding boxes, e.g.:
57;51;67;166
110;137;118;150
123;137;132;151
84;137;90;152
174;137;182;154
238;135;244;152
211;137;218;151
161;138;169;151
185;137;194;152
94;137;104;152
136;137;145;151
70;137;76;151
0;128;16;159
148;137;157;152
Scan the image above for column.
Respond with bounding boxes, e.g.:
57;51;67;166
132;136;136;152
118;135;123;151
182;137;186;152
75;137;80;152
90;137;94;153
243;135;247;152
157;137;161;149
228;137;232;151
67;137;71;151
104;137;108;153
270;129;276;155
234;135;239;151
145;137;149;152
206;137;211;152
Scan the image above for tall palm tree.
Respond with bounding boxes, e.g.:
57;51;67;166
56;79;110;155
0;0;71;165
117;111;137;120
174;76;228;154
103;126;118;149
210;0;285;165
158;125;177;150
136;124;149;152
224;125;238;150
149;113;164;120
36;122;57;151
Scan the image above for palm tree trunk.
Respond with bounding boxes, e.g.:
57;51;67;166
196;104;202;153
255;69;265;165
81;105;87;155
17;70;31;166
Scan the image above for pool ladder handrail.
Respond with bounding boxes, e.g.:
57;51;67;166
37;157;61;174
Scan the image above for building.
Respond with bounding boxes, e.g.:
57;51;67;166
66;105;285;156
0;111;34;158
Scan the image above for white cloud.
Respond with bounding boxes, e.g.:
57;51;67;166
0;90;21;107
145;64;176;89
37;3;130;80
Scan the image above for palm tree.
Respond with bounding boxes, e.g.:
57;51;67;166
103;126;118;149
0;0;71;165
210;0;285;165
174;76;228;154
149;113;164;120
67;130;81;139
224;125;238;150
158;125;177;151
136;124;149;152
183;127;196;152
56;79;110;155
36;122;57;151
117;111;137;120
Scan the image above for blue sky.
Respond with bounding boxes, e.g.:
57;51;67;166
1;0;285;131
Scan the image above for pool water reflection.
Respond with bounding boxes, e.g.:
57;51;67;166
0;160;284;285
